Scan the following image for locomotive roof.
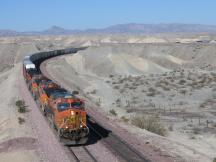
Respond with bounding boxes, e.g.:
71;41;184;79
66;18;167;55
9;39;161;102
51;91;73;99
43;88;67;97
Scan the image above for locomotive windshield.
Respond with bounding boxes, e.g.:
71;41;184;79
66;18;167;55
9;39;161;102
57;103;70;112
71;101;84;109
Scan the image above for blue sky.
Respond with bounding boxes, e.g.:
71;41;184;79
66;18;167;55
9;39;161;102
0;0;216;31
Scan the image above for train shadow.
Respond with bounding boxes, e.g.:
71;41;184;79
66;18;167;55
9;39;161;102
67;115;111;147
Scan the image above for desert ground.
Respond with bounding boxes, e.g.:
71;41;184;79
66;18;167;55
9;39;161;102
0;34;216;161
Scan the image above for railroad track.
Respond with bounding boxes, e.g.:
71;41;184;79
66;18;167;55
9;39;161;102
69;146;97;162
26;47;150;162
87;120;150;162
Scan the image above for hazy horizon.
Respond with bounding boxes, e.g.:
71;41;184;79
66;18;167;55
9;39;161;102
1;0;216;31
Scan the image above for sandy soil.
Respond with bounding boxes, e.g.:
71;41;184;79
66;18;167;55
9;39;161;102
0;34;216;161
0;36;75;162
44;42;216;162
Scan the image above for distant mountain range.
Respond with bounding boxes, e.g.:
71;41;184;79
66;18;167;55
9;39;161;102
1;23;216;36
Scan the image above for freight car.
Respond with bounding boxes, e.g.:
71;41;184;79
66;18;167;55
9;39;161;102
22;48;89;145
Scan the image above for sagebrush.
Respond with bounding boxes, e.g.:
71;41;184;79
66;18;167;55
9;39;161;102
131;115;167;136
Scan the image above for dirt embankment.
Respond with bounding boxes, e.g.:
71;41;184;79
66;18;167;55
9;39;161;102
0;35;216;162
44;43;216;162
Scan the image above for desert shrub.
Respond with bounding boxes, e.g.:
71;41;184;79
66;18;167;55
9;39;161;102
213;158;216;162
180;89;187;95
148;87;156;92
147;92;156;97
168;125;173;131
131;115;167;136
15;100;27;113
199;103;205;108
121;116;129;122
119;89;124;94
18;117;25;124
162;86;170;91
95;102;101;107
147;87;158;96
193;127;201;134
114;85;119;89
15;100;24;107
90;89;97;94
178;79;186;85
115;98;121;107
109;109;117;116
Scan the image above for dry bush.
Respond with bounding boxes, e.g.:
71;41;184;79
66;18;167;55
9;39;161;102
178;79;186;85
193;127;201;134
147;87;158;97
168;125;173;131
131;115;167;136
180;89;187;95
121;116;129;122
161;86;170;91
115;98;121;107
114;85;119;89
18;117;25;124
109;109;117;116
90;89;97;94
119;89;124;94
109;74;114;78
147;92;156;97
15;99;27;113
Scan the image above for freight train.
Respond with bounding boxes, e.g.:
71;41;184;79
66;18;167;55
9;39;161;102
23;48;89;145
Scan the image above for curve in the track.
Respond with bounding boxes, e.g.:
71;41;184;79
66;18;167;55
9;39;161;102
27;47;150;162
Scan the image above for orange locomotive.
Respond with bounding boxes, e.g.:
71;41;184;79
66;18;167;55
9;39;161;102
29;75;48;99
47;92;88;142
23;55;89;145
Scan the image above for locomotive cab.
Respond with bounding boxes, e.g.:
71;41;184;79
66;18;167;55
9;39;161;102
48;96;88;142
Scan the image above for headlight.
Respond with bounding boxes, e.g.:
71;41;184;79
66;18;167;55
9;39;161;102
71;111;75;115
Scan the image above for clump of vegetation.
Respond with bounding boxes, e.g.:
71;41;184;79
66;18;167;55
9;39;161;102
15;99;27;113
146;87;157;97
90;89;97;94
114;85;119;89
95;102;101;107
193;127;201;135
109;109;117;116
190;136;196;140
121;116;129;122
115;98;121;107
180;89;187;95
131;115;167;136
168;125;173;131
109;74;114;78
213;158;216;162
18;117;25;124
178;79;186;85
